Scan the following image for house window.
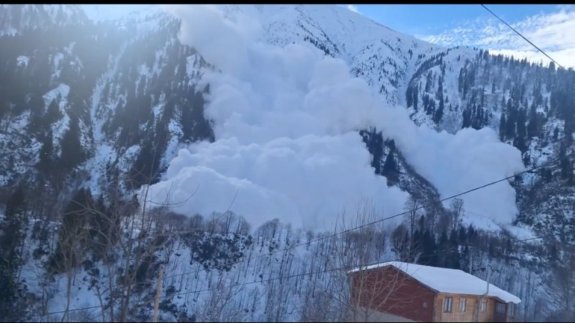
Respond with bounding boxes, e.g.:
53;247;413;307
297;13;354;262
496;302;506;314
443;297;453;313
480;299;487;312
459;297;467;312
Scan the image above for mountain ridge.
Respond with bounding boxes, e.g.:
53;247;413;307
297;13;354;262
0;4;573;321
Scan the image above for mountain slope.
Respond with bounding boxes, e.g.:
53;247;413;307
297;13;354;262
0;4;573;321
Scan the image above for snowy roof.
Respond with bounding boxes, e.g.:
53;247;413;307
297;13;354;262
348;261;521;304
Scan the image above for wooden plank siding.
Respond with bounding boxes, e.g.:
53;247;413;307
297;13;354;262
434;293;513;322
434;293;478;322
349;264;518;322
349;265;435;322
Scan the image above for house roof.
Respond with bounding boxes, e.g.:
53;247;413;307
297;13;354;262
348;261;521;304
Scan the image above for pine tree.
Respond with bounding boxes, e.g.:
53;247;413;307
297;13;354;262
447;229;461;269
434;77;444;123
516;109;527;139
420;229;437;266
434;98;444;124
499;114;507;141
38;129;54;172
513;136;527;154
437;231;449;267
181;86;214;143
381;142;400;186
413;84;419;111
59;115;86;169
0;186;27;320
506;100;517;139
46;98;62;123
425;71;433;92
360;128;384;175
462;108;470;129
527;103;539;139
49;188;93;273
559;144;574;185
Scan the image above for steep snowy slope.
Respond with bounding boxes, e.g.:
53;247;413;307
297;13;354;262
0;4;573;322
150;5;524;232
0;4;86;36
225;4;440;106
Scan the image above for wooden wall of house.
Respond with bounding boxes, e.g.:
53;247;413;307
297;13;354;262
434;293;479;322
346;306;415;322
433;294;510;322
349;266;435;322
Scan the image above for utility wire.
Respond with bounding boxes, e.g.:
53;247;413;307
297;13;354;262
40;144;573;319
41;8;575;314
111;6;575;280
480;4;565;69
123;151;568;249
41;232;549;318
287;152;570;250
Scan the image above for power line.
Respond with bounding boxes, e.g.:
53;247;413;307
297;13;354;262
22;6;575;321
41;231;549;318
131;151;566;251
126;5;575;287
480;4;565;69
288;152;570;251
40;13;575;314
50;163;567;317
39;258;371;318
49;155;570;318
39;144;573;319
44;148;569;319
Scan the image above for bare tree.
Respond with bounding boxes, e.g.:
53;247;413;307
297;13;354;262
403;196;424;262
450;198;464;231
41;169;185;322
296;203;411;322
347;263;412;322
45;189;93;322
549;243;575;321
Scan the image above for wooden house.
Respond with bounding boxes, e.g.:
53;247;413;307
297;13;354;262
347;261;520;322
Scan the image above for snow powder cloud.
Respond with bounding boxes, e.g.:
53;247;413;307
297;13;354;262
149;5;524;232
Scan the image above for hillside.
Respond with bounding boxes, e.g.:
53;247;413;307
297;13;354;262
0;4;573;321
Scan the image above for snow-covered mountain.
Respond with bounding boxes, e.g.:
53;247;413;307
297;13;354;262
0;4;574;322
0;4;86;36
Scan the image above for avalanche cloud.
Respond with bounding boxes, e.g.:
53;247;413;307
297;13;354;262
147;5;525;231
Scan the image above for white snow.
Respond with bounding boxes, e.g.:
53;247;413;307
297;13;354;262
147;134;408;231
51;52;64;79
17;55;29;67
86;41;131;195
0;6;553;320
64;42;76;55
503;224;538;242
81;5;155;22
160;118;184;172
43;83;70;106
43;84;71;146
117;145;141;174
349;261;521;304
146;5;525;232
0;110;42;185
0;27;17;36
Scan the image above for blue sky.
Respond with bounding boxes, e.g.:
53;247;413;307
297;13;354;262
347;4;575;68
350;5;560;36
82;5;575;68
